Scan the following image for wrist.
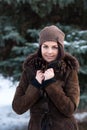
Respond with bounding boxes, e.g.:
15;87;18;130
36;77;42;84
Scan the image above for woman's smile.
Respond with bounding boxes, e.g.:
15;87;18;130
45;55;55;60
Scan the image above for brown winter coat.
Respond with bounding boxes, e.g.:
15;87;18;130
12;52;80;130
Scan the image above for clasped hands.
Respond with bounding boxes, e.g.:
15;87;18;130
35;68;54;84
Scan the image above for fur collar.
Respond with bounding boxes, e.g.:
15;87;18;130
23;52;79;73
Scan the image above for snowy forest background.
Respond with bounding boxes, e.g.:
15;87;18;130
0;0;87;130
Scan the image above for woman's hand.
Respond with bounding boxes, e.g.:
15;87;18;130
35;70;44;84
44;68;54;81
35;68;55;84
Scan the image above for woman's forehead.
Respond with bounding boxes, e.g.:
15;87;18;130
42;41;58;46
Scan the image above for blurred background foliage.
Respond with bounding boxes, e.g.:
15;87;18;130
0;0;87;110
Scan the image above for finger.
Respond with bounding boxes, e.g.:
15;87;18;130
45;69;52;74
37;71;43;76
37;70;42;73
49;68;54;71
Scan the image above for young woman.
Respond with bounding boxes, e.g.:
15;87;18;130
12;25;80;130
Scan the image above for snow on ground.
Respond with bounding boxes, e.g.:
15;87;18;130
0;75;16;106
0;74;29;130
75;112;87;122
0;74;87;130
0;105;29;130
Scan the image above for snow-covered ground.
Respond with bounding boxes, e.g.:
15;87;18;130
0;75;16;106
0;105;29;130
0;74;29;130
0;74;87;130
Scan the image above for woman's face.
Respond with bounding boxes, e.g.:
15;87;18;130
41;41;58;63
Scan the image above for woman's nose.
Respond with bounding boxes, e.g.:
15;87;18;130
48;48;53;53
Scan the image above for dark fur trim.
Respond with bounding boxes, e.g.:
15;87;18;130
23;52;79;73
23;52;38;70
63;52;79;72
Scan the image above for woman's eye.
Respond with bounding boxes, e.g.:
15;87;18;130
43;45;48;48
52;46;58;49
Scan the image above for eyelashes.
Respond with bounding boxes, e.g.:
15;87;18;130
42;45;58;50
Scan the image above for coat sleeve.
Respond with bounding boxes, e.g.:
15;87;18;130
45;70;80;117
12;70;40;114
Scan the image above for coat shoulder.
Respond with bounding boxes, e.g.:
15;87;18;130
64;52;80;72
23;52;38;70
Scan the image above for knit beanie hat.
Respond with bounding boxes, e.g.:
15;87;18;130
39;25;65;47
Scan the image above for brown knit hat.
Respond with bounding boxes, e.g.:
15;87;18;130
39;25;65;47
